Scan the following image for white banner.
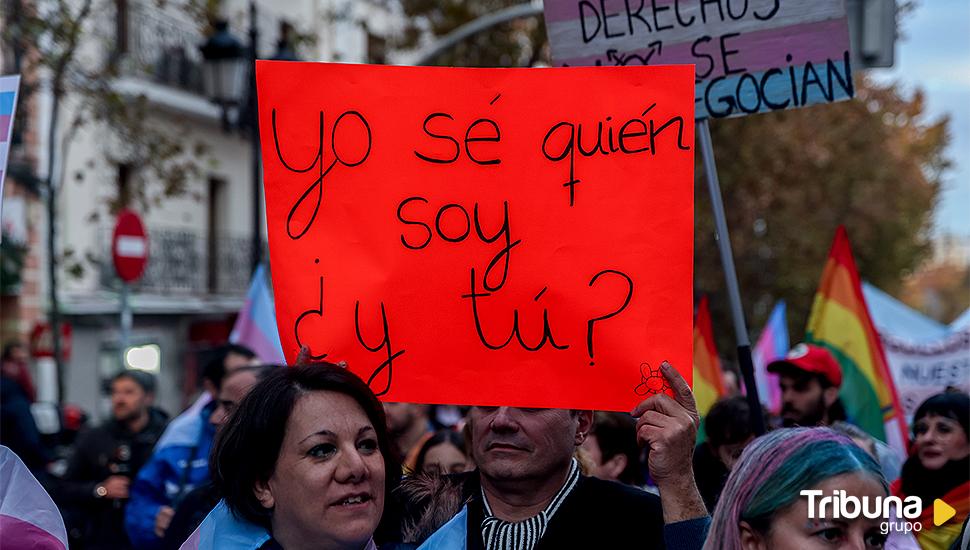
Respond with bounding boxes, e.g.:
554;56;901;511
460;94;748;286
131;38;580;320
881;329;970;423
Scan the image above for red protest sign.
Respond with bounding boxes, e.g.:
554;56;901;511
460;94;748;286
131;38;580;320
256;62;694;412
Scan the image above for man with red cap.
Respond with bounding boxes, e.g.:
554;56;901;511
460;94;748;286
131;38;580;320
768;343;847;428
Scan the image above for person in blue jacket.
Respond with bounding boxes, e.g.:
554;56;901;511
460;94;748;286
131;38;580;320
124;396;216;549
126;343;257;549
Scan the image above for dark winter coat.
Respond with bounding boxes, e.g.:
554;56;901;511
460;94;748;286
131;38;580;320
397;470;709;550
57;408;169;550
0;375;50;473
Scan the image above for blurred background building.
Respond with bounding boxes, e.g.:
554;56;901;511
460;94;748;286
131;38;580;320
0;0;404;419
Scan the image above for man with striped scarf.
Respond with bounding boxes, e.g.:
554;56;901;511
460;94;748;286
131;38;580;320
409;362;710;550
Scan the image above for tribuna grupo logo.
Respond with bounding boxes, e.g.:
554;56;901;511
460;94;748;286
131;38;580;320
801;490;924;535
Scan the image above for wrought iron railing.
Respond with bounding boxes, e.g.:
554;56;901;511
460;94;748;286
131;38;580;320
99;228;253;295
210;235;255;294
117;1;206;94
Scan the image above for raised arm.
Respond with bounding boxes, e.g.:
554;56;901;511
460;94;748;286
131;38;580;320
631;361;709;524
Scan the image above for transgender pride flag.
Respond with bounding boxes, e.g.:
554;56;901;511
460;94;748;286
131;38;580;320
180;500;378;550
230;263;285;364
0;446;68;550
1;75;21;221
752;301;789;414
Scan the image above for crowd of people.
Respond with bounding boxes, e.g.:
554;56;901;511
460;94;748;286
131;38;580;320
0;339;968;550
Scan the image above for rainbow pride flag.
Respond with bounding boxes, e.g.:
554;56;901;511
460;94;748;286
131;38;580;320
806;226;908;450
693;295;726;416
752;300;788;413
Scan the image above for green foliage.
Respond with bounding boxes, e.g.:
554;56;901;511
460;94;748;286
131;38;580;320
391;0;549;67
901;263;970;324
0;233;28;295
699;76;948;350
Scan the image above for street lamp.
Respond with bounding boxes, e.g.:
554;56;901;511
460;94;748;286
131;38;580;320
200;6;297;276
199;20;246;130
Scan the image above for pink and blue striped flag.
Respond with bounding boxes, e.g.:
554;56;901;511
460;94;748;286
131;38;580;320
752;301;789;413
1;74;21;216
230;264;285;364
180;500;378;550
0;446;69;550
180;501;270;550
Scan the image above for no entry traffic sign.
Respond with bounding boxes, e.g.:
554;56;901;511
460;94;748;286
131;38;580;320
112;209;149;283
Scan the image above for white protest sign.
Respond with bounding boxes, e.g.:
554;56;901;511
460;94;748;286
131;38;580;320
544;0;855;119
881;329;970;423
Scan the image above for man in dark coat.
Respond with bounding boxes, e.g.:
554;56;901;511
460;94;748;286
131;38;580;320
401;361;710;550
57;370;168;549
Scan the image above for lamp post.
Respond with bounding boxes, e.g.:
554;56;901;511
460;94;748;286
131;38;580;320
199;20;245;130
200;5;297;275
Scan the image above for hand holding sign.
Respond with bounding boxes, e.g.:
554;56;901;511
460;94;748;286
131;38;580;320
632;361;707;522
257;62;695;412
632;361;699;480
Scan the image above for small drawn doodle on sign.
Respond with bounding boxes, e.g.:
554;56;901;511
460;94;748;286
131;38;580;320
634;362;671;396
605;42;663;66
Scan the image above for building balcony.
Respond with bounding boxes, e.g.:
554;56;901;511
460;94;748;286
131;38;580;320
116;0;206;95
109;1;225;121
98;228;256;297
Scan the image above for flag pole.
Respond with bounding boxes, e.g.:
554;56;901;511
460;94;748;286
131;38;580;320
697;119;767;436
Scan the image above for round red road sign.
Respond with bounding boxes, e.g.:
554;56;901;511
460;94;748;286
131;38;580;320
112;209;149;283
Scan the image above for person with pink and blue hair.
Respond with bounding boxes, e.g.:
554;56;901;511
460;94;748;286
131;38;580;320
704;428;895;550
